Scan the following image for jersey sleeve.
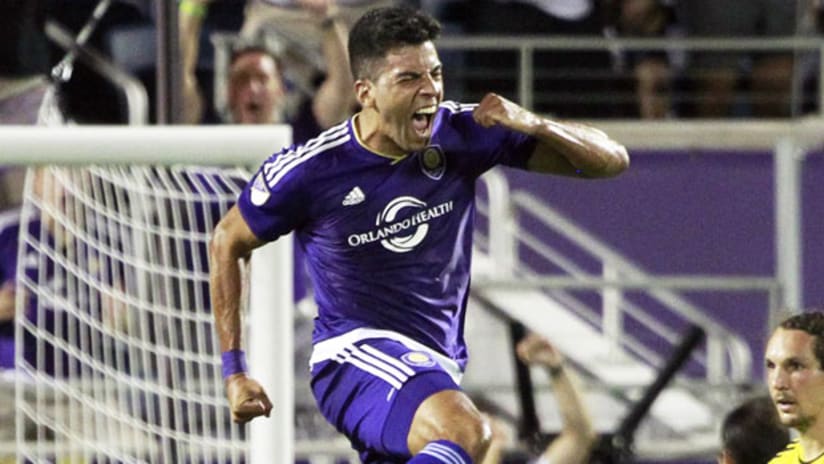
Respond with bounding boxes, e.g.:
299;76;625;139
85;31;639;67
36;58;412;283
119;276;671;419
482;122;537;171
442;103;537;177
236;149;310;242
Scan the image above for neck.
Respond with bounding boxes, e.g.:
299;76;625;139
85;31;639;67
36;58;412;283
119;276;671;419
800;428;824;462
353;109;404;157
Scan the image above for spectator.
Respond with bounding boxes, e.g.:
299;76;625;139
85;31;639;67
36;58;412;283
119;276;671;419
0;207;22;447
181;0;393;124
604;0;679;118
719;395;790;464
462;0;616;118
481;333;597;464
0;168;70;444
678;0;801;118
223;35;349;138
0;0;50;210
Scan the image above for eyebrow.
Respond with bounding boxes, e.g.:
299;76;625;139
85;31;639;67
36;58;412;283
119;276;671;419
394;64;443;80
767;355;810;365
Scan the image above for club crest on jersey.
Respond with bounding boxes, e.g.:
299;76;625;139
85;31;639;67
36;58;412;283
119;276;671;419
419;146;445;180
401;351;436;367
250;173;270;206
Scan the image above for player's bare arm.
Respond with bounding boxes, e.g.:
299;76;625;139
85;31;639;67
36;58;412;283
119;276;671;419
209;205;273;423
179;0;211;123
309;0;356;128
472;93;629;178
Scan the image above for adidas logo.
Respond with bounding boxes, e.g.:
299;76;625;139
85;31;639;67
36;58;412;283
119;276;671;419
342;186;365;206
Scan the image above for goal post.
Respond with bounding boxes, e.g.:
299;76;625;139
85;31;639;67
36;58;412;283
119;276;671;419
5;125;295;464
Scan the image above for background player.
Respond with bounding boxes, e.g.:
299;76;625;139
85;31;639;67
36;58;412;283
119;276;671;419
719;395;789;464
765;311;824;464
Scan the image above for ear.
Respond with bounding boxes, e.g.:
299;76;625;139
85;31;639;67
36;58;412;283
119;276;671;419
355;79;374;109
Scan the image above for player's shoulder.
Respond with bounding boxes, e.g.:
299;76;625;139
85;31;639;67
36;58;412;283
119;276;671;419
433;101;482;138
438;100;477;119
768;440;801;463
260;120;352;184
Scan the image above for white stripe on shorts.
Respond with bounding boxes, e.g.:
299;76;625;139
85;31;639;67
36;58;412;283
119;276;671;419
309;328;463;385
347;345;410;384
419;441;467;464
335;348;404;390
360;344;416;377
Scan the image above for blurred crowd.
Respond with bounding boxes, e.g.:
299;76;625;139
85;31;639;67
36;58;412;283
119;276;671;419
1;0;823;129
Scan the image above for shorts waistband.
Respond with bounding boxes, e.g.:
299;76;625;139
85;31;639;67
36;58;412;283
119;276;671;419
309;328;463;385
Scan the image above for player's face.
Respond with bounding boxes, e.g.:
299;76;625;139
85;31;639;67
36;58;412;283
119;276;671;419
765;328;824;431
228;52;285;124
362;41;443;155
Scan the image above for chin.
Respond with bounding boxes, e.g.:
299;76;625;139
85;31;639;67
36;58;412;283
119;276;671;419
780;414;807;429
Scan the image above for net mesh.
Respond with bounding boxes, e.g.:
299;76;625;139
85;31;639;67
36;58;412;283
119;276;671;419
15;165;251;463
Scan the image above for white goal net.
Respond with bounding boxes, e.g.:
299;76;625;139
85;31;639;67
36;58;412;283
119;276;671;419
4;125;354;464
14;164;251;462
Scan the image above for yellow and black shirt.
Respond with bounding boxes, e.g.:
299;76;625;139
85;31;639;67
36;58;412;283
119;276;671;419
770;440;824;464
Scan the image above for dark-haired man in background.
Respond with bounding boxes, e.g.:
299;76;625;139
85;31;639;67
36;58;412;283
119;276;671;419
766;311;824;464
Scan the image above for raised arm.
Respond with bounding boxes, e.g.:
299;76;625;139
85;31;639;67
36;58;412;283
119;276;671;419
208;205;272;423
516;333;597;464
179;0;210;123
473;93;629;178
309;1;356;128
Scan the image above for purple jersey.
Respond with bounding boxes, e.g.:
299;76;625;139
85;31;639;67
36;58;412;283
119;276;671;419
237;101;536;369
0;209;20;368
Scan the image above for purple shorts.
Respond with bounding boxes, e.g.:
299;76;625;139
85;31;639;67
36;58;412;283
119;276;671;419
310;337;460;462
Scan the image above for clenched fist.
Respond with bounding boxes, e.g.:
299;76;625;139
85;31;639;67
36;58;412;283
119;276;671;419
516;332;563;369
225;374;273;424
472;92;542;135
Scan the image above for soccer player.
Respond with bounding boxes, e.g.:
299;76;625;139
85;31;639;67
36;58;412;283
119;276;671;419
719;395;789;464
209;6;628;463
765;312;824;464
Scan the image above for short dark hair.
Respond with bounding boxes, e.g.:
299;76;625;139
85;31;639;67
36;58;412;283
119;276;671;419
779;311;824;368
348;6;441;80
721;396;789;464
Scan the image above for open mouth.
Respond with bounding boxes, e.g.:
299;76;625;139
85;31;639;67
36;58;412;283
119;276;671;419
411;105;437;138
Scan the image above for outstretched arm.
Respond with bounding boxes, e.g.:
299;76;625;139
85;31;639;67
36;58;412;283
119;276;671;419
473;93;629;178
209;205;273;423
516;333;597;464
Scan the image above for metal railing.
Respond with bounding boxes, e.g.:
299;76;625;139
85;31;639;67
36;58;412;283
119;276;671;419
45;20;149;125
475;168;783;384
436;35;824;117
